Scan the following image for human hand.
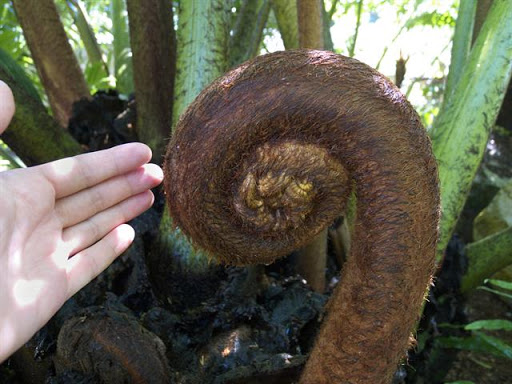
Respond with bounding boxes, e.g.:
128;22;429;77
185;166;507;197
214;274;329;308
0;81;163;362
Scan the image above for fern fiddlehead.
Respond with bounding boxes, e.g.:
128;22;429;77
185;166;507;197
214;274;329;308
164;50;440;383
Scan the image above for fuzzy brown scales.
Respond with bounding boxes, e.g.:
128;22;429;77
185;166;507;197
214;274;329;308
234;141;346;233
163;50;440;383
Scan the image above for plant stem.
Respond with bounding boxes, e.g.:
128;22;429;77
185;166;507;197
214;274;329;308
432;0;512;261
110;0;133;94
159;0;230;273
270;0;299;49
296;0;326;292
126;0;176;160
438;0;477;121
65;0;108;76
348;0;363;57
12;0;90;127
298;229;327;292
229;0;270;67
328;0;339;19
0;49;82;165
322;1;335;51
297;0;324;49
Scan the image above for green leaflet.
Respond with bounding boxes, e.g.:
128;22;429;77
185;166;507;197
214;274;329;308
464;319;512;332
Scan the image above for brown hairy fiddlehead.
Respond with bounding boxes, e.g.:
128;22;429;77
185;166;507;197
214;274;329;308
164;50;440;383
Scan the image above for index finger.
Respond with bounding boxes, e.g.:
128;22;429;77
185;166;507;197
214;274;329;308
40;143;153;198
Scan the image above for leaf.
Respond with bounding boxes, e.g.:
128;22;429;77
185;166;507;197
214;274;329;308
476;332;512;359
84;60;109;90
405;11;456;29
473;181;512;240
464;319;512;331
478;286;512;300
436;335;494;355
485;278;512;292
444;381;475;384
436;332;512;359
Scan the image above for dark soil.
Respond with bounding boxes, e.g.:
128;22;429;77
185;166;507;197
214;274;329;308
1;90;511;383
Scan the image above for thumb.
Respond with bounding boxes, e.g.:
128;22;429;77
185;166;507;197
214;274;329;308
0;80;15;135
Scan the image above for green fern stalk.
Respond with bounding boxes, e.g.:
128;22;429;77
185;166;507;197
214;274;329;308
432;0;512;261
159;0;230;272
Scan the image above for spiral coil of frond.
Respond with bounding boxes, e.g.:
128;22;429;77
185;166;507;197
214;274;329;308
164;50;440;383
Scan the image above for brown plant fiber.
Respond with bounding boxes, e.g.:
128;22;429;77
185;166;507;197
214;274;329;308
164;50;440;383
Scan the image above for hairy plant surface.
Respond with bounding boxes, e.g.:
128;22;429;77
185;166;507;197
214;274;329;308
164;50;440;383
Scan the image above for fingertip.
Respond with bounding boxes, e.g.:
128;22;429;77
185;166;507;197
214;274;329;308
143;163;164;184
66;223;137;299
146;189;155;208
115;223;136;249
108;223;136;258
136;189;156;212
139;142;153;162
0;81;15;135
124;142;153;163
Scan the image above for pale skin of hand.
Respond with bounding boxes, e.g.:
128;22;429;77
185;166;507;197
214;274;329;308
0;81;163;362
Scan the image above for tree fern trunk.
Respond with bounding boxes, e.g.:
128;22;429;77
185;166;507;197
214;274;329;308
0;49;82;165
126;0;175;160
12;0;90;127
297;0;325;49
296;0;327;292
